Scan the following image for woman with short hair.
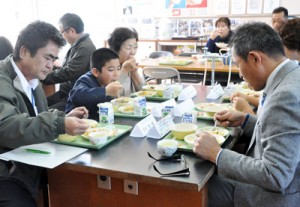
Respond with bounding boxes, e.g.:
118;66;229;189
206;17;233;53
107;27;144;96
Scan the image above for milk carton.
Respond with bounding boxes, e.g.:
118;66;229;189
98;102;114;124
161;105;175;118
182;111;197;124
133;97;147;116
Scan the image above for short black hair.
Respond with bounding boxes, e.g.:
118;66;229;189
59;13;84;34
0;36;13;60
280;18;300;51
229;22;285;61
13;21;66;61
107;27;138;53
215;17;231;29
272;7;288;18
91;48;119;72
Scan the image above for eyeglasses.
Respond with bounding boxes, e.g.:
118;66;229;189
61;27;71;34
147;152;190;177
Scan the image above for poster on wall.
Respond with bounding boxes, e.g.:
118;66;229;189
190;19;202;36
213;0;229;15
247;0;262;14
231;0;246;15
202;19;214;36
122;0;161;39
165;0;208;17
166;0;186;9
186;0;207;8
263;0;280;13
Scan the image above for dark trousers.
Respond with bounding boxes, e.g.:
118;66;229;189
0;178;37;207
208;175;237;207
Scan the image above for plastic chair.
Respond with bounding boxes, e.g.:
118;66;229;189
149;51;173;59
143;67;181;84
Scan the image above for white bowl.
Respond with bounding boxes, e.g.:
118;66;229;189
88;131;108;145
157;139;178;156
215;42;228;49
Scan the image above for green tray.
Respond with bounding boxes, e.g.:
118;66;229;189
163;125;231;152
114;112;150;118
53;123;132;149
158;60;193;66
193;110;214;120
131;92;179;102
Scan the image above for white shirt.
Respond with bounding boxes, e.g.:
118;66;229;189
10;57;39;114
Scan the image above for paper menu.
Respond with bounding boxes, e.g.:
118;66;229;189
147;114;174;139
0;142;87;169
174;98;195;117
178;85;197;101
130;114;157;137
206;84;224;100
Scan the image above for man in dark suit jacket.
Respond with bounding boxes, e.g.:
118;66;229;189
193;22;300;207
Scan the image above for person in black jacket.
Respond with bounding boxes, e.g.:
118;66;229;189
206;17;233;54
42;13;96;111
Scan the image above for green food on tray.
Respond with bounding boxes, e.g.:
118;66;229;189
53;123;132;149
159;59;193;66
114;106;151;118
163;125;230;152
131;91;179;102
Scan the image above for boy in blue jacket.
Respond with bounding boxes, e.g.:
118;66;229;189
66;48;123;120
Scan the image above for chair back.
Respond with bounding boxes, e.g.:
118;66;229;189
177;52;199;57
143;67;181;84
149;51;173;59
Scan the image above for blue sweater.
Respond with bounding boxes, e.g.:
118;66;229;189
206;30;233;53
65;71;113;120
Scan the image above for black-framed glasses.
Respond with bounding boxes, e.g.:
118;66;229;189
147;152;190;177
61;27;71;34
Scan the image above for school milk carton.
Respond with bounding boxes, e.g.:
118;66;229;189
182;111;197;124
161;105;175;118
133;97;147;116
97;102;114;124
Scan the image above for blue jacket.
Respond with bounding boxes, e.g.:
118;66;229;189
65;71;113;120
206;30;233;53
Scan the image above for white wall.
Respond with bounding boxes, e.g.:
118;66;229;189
1;0;300;51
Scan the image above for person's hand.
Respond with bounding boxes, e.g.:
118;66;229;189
193;132;221;163
215;110;247;127
233;97;255;115
122;58;138;73
66;106;89;119
106;81;124;97
230;91;249;102
210;30;220;40
64;117;90;136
